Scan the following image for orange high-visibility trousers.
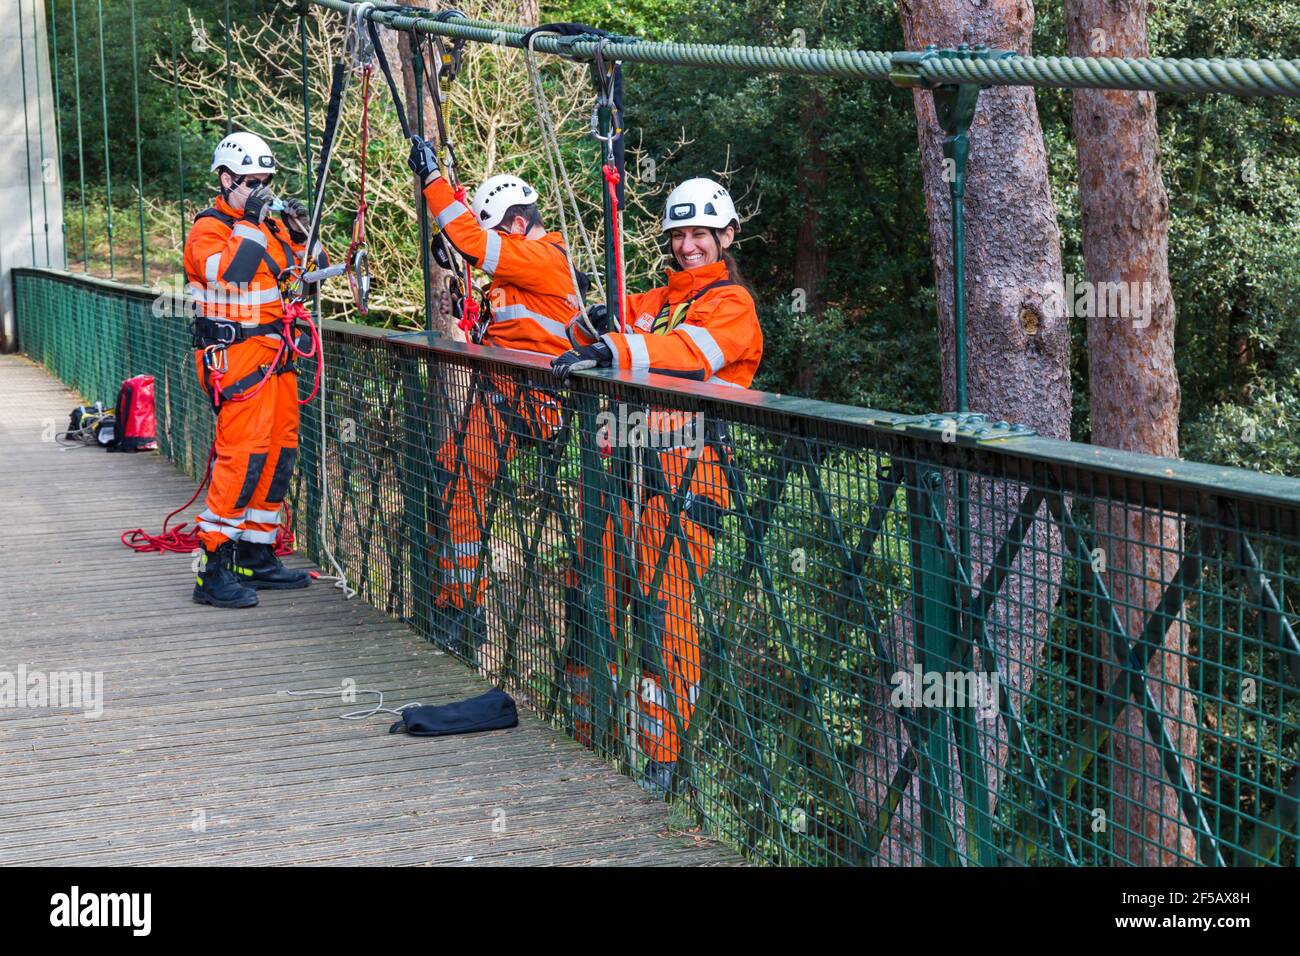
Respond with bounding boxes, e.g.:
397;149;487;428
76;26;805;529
193;337;299;551
433;378;561;608
568;447;727;764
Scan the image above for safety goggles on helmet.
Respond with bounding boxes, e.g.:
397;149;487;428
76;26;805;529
661;177;739;233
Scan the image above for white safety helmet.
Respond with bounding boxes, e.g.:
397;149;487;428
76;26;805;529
472;174;538;230
210;131;278;178
661;178;739;233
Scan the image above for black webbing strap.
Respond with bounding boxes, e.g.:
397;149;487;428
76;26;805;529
367;18;412;140
304;62;349;259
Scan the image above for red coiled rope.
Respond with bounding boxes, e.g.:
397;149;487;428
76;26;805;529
119;444;297;557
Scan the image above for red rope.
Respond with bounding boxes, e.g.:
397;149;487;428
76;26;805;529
119;444;297;557
452;183;481;339
602;164;628;333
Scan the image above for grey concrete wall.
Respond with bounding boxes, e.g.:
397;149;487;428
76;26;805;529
0;0;66;351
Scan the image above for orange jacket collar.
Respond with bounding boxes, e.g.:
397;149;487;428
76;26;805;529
212;195;242;221
664;259;729;300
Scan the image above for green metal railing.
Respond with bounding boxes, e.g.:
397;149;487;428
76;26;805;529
14;268;1299;867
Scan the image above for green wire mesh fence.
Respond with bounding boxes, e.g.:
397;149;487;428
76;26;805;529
15;269;1299;867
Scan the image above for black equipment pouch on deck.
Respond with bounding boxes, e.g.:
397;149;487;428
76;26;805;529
388;688;519;737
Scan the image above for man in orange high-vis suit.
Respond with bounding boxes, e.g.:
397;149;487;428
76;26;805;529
184;131;324;608
553;178;762;795
408;136;585;656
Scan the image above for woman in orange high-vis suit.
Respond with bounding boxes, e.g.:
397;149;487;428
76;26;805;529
408;137;586;657
183;132;324;608
553;178;762;794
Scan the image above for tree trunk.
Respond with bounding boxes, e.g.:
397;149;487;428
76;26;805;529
792;86;829;395
517;0;540;26
1065;0;1195;866
378;0;455;336
852;0;1071;865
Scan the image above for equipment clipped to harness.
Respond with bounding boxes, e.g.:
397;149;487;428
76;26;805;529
590;38;628;332
346;60;375;315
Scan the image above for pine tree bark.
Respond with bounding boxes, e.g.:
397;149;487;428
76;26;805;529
852;0;1071;864
1065;0;1195;865
376;0;455;336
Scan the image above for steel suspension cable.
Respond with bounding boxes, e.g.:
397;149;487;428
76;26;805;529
93;0;113;278
309;0;1300;99
223;0;233;133
46;0;67;268
170;0;187;252
69;0;88;272
18;0;39;266
28;0;53;266
129;0;147;284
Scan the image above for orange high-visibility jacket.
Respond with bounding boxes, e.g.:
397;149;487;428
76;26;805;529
183;196;321;328
600;259;762;389
422;176;580;357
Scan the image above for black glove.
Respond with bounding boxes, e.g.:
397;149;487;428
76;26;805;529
551;341;613;382
408;136;440;183
282;198;309;242
242;184;276;224
579;303;611;337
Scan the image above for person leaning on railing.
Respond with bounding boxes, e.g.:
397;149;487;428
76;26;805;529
183;131;322;609
553;178;763;795
408;135;590;658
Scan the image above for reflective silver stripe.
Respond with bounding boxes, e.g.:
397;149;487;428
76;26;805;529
625;334;651;370
193;285;282;305
200;509;245;527
451;540;480;558
481;229;503;274
245;507;281;524
442;567;478;584
241;528;278;544
678;324;726;374
198;521;240;540
491;303;566;339
436;200;470;229
204;252;221;283
600;334;622;368
233;223;267;246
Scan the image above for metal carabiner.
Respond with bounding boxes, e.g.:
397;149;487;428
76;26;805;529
349;246;371;315
202;343;228;373
344;2;376;71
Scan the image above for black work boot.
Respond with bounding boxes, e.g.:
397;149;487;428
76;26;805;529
193;544;259;609
233;541;312;590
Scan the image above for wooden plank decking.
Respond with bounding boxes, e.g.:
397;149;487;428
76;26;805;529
0;353;738;866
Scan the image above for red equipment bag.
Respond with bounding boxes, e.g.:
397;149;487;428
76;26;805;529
110;375;159;453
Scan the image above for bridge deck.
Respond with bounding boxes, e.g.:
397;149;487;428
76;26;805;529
0;354;737;866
